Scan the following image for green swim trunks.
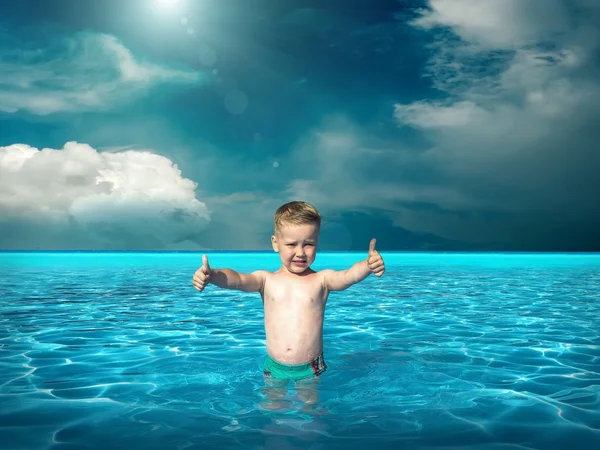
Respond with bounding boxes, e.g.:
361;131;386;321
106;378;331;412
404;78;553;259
263;353;327;381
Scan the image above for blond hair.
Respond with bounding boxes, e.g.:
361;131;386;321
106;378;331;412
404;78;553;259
273;201;321;235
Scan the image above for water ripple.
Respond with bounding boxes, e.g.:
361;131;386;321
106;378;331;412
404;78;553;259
1;253;599;449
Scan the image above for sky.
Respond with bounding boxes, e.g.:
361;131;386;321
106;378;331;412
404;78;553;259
1;0;599;252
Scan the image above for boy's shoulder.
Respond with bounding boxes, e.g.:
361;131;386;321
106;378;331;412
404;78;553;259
250;269;271;278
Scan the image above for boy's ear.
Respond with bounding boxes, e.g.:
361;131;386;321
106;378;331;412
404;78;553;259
271;235;278;252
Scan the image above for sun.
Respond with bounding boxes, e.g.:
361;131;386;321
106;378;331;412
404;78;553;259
153;0;179;9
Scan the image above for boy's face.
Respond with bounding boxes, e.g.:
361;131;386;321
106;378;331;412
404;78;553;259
271;222;319;274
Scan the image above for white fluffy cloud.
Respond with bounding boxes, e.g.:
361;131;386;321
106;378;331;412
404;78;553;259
394;100;486;128
0;33;205;115
0;142;210;249
411;0;570;49
398;0;600;119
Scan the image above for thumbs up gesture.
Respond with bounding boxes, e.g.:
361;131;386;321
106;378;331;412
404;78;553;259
192;254;212;292
367;238;385;277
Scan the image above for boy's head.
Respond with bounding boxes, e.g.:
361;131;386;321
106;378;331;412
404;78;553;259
271;201;321;274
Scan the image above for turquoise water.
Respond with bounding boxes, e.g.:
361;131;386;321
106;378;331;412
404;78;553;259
1;252;599;450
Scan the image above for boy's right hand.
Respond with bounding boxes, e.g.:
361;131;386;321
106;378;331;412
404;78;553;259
192;254;212;292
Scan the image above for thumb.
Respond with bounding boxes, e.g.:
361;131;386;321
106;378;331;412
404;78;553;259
369;238;377;254
202;254;210;272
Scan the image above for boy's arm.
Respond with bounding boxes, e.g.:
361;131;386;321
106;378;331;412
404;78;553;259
210;268;267;293
322;238;385;292
322;261;370;292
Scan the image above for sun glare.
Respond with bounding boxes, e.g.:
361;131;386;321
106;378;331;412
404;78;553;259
154;0;179;9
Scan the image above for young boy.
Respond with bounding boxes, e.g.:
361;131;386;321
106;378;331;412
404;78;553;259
192;201;385;408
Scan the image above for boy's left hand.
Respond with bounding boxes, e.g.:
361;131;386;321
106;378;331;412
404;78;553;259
367;238;385;277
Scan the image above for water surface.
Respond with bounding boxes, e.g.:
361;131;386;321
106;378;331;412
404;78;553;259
1;252;599;449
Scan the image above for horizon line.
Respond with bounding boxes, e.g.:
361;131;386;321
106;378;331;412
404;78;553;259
1;250;599;254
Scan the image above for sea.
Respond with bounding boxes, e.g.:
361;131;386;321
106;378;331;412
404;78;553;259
1;251;599;449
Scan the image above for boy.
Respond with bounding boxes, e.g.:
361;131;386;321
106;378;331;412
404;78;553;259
192;201;385;408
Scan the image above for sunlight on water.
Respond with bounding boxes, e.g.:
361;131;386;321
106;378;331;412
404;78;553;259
1;252;599;449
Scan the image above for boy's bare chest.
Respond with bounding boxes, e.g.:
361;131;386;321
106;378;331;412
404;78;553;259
262;273;327;305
